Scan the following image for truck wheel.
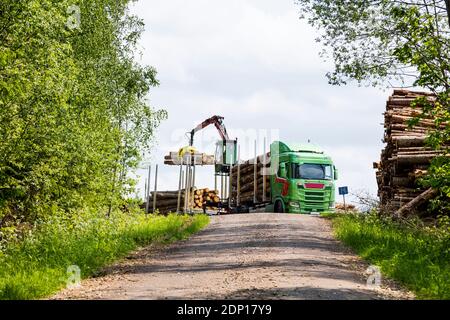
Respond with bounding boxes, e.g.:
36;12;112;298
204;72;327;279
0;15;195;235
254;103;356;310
275;200;284;213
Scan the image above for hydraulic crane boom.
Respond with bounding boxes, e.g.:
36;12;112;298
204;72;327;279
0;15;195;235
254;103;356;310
188;115;237;174
189;115;230;146
187;115;239;213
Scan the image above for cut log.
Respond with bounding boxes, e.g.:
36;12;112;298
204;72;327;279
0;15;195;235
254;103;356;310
395;188;439;217
391;176;414;187
396;154;440;165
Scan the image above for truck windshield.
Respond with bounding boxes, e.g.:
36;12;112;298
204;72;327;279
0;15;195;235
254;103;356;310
294;164;333;180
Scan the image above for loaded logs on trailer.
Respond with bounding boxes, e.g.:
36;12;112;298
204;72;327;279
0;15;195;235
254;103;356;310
231;154;271;206
164;152;215;166
374;90;448;216
145;189;220;214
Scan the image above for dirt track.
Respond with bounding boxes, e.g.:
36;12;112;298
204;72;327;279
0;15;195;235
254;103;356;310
53;213;413;300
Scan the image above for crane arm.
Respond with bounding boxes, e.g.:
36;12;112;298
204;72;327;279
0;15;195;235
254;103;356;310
189;115;230;146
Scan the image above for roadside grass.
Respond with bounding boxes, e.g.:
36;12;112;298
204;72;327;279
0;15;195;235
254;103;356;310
319;212;338;219
325;213;450;299
0;210;209;300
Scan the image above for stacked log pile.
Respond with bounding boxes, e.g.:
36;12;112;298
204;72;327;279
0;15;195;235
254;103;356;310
374;90;446;213
335;203;357;212
193;189;220;210
146;188;220;214
147;191;184;214
231;154;271;205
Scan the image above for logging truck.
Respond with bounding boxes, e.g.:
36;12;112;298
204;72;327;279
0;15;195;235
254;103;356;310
160;115;338;215
229;141;338;214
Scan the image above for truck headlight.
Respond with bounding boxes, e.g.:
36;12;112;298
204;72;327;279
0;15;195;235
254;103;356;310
289;202;300;208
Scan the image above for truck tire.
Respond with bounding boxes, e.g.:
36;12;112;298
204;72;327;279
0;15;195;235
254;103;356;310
275;200;284;213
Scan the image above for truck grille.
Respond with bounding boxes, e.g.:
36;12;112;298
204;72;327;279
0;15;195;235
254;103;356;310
304;191;325;206
305;191;325;200
298;187;330;212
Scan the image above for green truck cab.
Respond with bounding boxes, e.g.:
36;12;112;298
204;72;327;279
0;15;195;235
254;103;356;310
266;141;338;214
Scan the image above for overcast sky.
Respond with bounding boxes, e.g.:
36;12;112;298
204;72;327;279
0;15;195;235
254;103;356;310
130;0;390;205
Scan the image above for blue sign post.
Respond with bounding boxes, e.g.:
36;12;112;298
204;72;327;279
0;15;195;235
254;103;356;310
338;187;349;211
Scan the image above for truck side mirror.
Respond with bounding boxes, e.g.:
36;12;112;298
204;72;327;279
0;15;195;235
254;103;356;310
279;163;287;178
334;167;339;180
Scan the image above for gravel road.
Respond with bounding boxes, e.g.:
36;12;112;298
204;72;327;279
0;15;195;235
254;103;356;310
53;213;413;300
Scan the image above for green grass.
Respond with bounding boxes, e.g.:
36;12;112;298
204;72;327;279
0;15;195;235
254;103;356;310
0;210;209;300
319;212;338;219
327;213;450;299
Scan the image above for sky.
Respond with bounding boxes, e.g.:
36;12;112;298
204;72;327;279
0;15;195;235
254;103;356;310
129;0;390;206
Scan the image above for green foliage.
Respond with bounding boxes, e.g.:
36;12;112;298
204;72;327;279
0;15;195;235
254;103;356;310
331;213;450;299
0;0;167;233
295;0;450;88
0;210;210;300
296;0;450;213
0;1;186;301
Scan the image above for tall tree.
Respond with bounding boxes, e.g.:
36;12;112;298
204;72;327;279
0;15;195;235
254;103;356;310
296;0;450;210
0;0;166;230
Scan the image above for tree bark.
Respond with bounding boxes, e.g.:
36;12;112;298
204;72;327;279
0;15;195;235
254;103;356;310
445;0;450;28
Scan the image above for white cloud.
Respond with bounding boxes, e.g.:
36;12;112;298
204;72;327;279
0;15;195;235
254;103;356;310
131;0;389;206
132;0;327;83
